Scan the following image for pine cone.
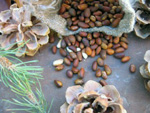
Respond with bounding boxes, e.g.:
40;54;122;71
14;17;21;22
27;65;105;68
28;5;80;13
60;80;127;113
134;0;150;39
140;50;150;91
0;4;50;57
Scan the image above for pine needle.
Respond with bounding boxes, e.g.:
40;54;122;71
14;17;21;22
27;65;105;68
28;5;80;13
0;46;53;113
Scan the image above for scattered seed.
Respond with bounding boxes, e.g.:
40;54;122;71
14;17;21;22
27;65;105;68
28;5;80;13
99;80;108;86
55;65;64;71
78;68;85;79
66;70;73;78
54;80;63;88
130;64;136;73
121;56;130;63
53;59;63;66
74;79;84;85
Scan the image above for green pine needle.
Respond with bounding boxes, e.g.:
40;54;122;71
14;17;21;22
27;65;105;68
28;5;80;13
0;46;53;113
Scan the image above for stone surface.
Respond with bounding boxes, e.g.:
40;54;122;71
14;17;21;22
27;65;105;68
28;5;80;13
0;2;150;113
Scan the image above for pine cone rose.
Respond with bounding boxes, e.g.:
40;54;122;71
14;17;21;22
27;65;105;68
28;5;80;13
134;0;150;39
0;4;50;57
60;80;127;113
140;50;150;91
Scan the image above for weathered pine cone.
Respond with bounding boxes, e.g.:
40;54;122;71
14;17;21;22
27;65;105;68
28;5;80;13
140;50;150;91
134;0;150;39
0;4;50;57
60;80;127;113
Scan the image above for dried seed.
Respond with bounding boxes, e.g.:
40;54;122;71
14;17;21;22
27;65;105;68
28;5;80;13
101;12;108;20
55;65;64;71
82;38;90;47
114;13;123;19
59;4;66;14
74;79;84;85
103;6;111;12
95;21;102;27
120;42;128;49
64;58;71;66
77;52;83;61
59;48;67;57
91;44;98;50
93;32;100;38
112;18;121;28
102;71;108;80
61;12;71;18
85;18;90;23
93;11;102;16
101;42;108;50
89;21;95;28
78;4;88;10
87;33;92;40
79;16;85;21
97;57;104;67
130;64;136;73
104;65;112;75
96;69;102;77
90;39;96;45
78;22;89;28
57;39;62;48
70;26;79;31
52;46;57;54
115;47;125;53
107;43;113;49
107;49;114;55
67;47;73;53
64;37;71;46
113;44;120;49
70;52;77;59
85;47;92;56
100;50;107;60
67;18;72;26
73;59;79;67
90;15;96;22
99;80;108;86
69;46;77;52
96;38;102;45
91;50;96;58
92;61;98;71
113;37;120;44
82;52;88;59
75;41;80;47
102;20;110;26
121;56;131;63
54;80;63;88
76;35;82;42
79;31;87;37
69;8;76;16
67;55;74;62
72;67;79;74
114;53;125;59
96;46;101;55
66;70;73;78
61;39;66;48
78;68;85;79
120;37;129;44
84;8;91;18
53;59;63;66
68;35;76;45
80;43;85;49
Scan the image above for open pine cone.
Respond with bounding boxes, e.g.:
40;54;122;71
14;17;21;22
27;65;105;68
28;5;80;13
140;50;150;91
60;80;127;113
134;0;150;39
0;4;50;57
